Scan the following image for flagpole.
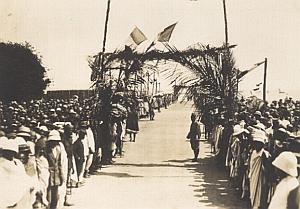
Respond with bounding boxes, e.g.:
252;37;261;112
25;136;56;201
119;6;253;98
263;58;268;101
100;0;111;79
222;0;229;46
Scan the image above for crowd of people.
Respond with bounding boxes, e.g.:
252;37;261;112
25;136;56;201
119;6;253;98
201;97;300;209
137;94;173;120
0;93;174;209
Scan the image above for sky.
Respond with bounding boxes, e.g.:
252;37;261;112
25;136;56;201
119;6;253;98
0;0;300;100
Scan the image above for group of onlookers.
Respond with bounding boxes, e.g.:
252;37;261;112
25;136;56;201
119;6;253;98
0;93;173;209
202;97;300;209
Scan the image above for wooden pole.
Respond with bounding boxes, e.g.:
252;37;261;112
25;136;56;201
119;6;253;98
152;72;156;95
263;58;268;101
158;82;161;93
222;0;229;46
147;72;150;95
100;0;111;78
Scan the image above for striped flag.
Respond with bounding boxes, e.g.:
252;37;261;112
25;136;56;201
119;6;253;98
157;23;177;42
237;60;265;80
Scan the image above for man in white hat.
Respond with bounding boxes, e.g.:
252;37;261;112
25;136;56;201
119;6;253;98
46;130;68;209
226;124;249;189
269;151;299;209
0;140;35;208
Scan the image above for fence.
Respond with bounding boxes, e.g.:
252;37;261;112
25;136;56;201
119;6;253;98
44;89;94;100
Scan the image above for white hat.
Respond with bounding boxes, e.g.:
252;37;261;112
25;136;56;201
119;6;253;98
252;129;267;144
39;126;49;132
0;136;9;149
14;136;27;146
253;137;265;144
272;151;298;177
233;125;249;136
48;130;61;141
17;126;31;137
254;111;262;117
2;140;18;153
253;123;265;131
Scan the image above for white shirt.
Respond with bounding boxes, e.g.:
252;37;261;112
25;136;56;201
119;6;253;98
269;176;299;209
0;157;33;208
86;127;95;153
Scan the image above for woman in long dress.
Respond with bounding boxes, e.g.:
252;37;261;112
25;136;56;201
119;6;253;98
126;107;139;142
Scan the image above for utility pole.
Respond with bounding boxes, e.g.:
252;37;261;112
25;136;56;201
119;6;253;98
263;58;268;102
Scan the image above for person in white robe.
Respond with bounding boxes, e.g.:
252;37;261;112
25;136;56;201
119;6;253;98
269;152;299;209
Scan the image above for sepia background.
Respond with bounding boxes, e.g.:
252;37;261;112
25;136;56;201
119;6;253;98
0;0;299;99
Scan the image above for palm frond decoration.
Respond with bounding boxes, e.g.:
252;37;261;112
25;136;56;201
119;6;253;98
89;42;238;121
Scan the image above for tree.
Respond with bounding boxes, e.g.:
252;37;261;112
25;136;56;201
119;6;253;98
0;42;50;101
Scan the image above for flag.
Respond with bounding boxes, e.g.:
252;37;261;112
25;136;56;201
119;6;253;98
279;89;285;94
126;27;147;47
237;60;265;80
256;82;262;87
157;22;177;42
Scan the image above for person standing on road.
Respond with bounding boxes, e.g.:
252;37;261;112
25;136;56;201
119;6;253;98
187;113;201;162
46;130;68;209
149;98;155;121
126;107;139;142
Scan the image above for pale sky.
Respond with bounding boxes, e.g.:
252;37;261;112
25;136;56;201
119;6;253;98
0;0;300;100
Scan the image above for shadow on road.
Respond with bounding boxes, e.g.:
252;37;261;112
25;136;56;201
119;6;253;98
94;171;143;178
167;157;251;209
114;162;186;168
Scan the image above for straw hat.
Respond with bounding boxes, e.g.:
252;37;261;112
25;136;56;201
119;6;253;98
272;151;298;177
17;126;31;137
48;130;61;141
233;125;249;136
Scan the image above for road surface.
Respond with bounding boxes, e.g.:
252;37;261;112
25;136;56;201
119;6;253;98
67;102;249;209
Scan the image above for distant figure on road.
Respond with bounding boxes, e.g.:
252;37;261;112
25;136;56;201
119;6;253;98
126;107;139;142
149;98;155;121
186;113;201;162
